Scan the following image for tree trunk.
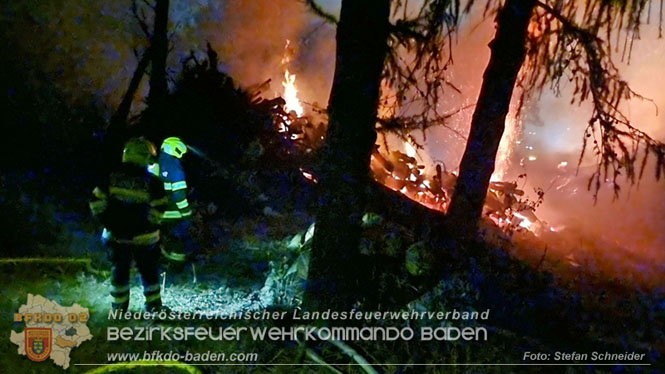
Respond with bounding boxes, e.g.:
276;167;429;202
306;0;391;310
103;50;151;177
148;0;169;104
446;0;536;238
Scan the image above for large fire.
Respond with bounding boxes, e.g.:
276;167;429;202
276;42;542;234
278;27;665;285
271;52;664;287
262;1;665;288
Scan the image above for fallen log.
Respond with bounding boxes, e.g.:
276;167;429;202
366;180;448;235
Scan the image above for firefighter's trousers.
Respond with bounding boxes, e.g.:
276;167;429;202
108;242;162;311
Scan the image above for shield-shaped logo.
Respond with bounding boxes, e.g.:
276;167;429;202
25;328;52;362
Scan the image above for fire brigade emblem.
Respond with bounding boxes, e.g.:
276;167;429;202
25;328;52;362
11;294;93;369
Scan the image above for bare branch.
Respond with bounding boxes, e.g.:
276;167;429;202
381;0;465;137
522;0;665;200
132;0;151;38
141;0;155;9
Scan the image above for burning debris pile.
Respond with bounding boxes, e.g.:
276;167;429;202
260;39;549;238
370;149;545;234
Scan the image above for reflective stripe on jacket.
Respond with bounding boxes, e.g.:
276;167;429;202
158;151;192;221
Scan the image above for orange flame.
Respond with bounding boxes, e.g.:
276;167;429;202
492;114;521;181
282;69;304;117
280;39;304;117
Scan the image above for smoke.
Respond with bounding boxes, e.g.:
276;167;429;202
513;22;665;286
204;0;338;107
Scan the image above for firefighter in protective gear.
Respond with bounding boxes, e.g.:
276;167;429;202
152;137;196;263
90;138;168;311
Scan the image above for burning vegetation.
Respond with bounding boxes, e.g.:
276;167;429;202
266;1;665;286
2;1;665;372
273;36;548;233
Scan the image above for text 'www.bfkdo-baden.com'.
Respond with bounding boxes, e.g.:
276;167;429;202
106;350;258;363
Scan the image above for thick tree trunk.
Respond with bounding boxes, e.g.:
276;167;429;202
446;0;536;238
306;0;390;310
148;0;169;104
367;181;447;232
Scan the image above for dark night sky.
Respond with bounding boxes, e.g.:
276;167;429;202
0;0;340;116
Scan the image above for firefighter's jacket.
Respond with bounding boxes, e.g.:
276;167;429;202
154;150;192;221
90;163;167;245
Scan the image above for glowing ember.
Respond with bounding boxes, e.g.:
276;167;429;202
300;168;317;183
513;212;533;230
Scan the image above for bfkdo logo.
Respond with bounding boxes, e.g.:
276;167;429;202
10;294;94;370
25;327;52;362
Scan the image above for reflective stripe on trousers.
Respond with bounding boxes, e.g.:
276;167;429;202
163;181;187;191
104;230;161;246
